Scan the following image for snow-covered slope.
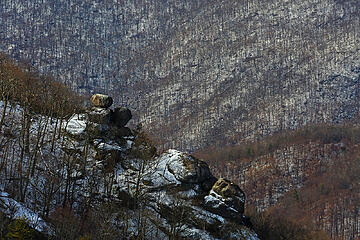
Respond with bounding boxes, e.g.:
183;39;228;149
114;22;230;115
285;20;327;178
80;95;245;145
0;191;49;233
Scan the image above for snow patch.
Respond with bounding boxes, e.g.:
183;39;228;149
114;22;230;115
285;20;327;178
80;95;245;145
65;113;88;136
192;206;226;224
0;191;50;233
181;225;217;240
145;150;183;187
178;189;197;198
204;190;239;213
98;141;122;152
241;229;260;240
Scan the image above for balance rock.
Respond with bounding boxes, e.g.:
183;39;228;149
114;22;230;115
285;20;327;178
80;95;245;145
90;94;113;108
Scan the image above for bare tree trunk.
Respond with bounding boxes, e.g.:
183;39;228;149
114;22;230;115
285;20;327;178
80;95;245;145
30;116;44;177
57;118;63;139
50;118;58;152
24;111;31;155
0;99;8;133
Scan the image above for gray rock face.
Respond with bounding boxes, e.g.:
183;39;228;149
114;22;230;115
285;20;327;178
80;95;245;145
65;113;88;140
88;107;112;124
112;107;132;127
135;150;257;239
90;94;113;108
204;178;246;223
166;152;215;186
65;96;133;141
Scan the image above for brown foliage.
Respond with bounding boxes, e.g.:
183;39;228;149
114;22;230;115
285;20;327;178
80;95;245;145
246;205;331;240
269;148;360;239
48;206;83;240
196;124;360;239
194;124;360;167
0;53;84;118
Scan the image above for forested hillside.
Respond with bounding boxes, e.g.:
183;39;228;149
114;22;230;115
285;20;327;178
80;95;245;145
195;125;360;239
1;1;360;239
1;0;359;151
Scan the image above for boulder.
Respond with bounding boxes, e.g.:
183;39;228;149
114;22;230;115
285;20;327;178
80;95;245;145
85;121;111;139
111;107;132;127
87;107;112;124
112;127;133;138
143;150;215;193
166;151;214;185
65;113;88;140
204;178;246;223
212;178;245;203
90;94;113;108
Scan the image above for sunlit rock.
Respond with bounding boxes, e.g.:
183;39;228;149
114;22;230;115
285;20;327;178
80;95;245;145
90;94;113;108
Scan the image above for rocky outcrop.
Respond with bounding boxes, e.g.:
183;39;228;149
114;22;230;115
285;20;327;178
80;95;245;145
116;149;256;239
166;152;215;185
61;95;259;240
204;178;246;223
90;94;113;108
66;94;132;140
88;107;112;124
112;107;132;128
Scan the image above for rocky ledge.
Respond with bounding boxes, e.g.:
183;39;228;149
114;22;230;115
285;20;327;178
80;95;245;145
63;94;259;240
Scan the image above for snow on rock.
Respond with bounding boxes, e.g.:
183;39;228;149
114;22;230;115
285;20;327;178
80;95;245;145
240;229;260;240
143;150;183;188
65;113;88;138
97;141;123;152
191;206;226;224
108;146;258;239
204;178;246;223
143;149;215;190
205;190;232;210
0;98;258;240
87;107;112;124
0;191;50;233
181;225;217;240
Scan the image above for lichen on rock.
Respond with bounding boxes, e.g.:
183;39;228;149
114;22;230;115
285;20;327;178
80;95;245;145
90;94;113;108
204;178;246;223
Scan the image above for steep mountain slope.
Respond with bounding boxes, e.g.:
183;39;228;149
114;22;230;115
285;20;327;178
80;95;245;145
1;0;359;151
195;125;360;239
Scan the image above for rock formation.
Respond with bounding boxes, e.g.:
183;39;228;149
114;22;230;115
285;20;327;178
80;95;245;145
205;178;246;223
90;94;113;109
62;95;259;239
88;107;112;125
112;107;132;128
68;94;133;140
